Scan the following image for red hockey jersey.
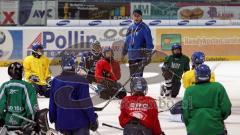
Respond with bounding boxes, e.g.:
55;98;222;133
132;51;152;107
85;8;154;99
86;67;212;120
95;58;121;83
119;95;163;135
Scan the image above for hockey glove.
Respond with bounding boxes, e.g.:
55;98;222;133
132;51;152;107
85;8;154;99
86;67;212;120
29;75;40;83
89;113;99;131
0;119;5;127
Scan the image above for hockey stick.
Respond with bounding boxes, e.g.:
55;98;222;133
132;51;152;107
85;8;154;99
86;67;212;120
102;123;123;131
94;50;156;111
12;113;36;124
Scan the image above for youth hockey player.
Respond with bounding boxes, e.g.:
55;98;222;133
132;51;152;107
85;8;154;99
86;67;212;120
0;62;38;134
121;9;154;77
95;47;126;100
162;43;190;98
49;53;98;135
183;64;231;135
119;77;165;135
182;51;215;89
23;43;51;97
79;40;102;83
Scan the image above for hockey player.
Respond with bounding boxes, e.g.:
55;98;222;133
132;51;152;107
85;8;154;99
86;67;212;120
182;51;215;89
79;40;102;83
119;77;165;135
0;62;38;134
95;47;126;100
23;43;51;98
162;43;190;98
49;53;98;135
182;64;231;135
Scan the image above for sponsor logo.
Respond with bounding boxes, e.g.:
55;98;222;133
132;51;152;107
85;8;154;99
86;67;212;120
0;11;16;25
0;31;6;44
29;31;96;57
149;20;161;26
88;20;102;26
205;20;217;25
119;20;132;26
178;20;189;25
9;89;18;94
56;20;70;26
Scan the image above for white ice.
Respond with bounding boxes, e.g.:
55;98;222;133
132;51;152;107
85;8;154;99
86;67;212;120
0;61;239;135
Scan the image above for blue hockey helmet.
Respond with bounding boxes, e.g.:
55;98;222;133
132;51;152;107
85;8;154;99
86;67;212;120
195;64;211;83
32;43;43;51
191;51;205;65
130;77;148;95
61;53;77;71
32;43;44;58
171;43;182;50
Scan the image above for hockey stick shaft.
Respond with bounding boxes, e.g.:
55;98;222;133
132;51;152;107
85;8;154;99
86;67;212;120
94;50;156;111
102;123;123;131
12;113;36;124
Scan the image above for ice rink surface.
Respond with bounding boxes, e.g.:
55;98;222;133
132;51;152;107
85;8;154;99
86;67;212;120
0;61;239;135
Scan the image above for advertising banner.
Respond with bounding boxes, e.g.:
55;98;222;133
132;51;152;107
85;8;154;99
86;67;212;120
2;26;240;66
58;2;130;20
19;0;56;25
0;1;18;26
156;27;240;60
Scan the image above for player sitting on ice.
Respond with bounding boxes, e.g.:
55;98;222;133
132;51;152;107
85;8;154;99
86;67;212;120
79;40;103;83
119;77;165;135
95;47;126;100
0;62;51;135
183;64;231;135
23;43;51;98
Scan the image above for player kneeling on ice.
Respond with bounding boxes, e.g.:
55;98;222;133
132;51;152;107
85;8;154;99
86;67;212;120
119;77;165;135
23;43;51;98
79;40;103;83
168;51;216;122
0;62;50;134
182;64;231;135
95;47;126;100
49;53;98;135
162;43;190;98
182;51;215;89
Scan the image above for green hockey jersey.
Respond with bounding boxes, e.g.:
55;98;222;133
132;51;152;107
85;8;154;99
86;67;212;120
183;82;232;135
0;80;38;127
164;54;190;81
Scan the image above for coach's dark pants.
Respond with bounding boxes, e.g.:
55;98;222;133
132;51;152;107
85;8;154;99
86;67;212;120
129;59;145;77
171;80;181;98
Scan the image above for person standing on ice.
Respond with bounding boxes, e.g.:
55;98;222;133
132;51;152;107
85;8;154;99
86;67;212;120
49;53;98;135
182;64;231;135
121;9;154;77
95;47;126;100
0;62;38;134
23;43;51;98
162;43;190;98
119;77;165;135
79;40;103;83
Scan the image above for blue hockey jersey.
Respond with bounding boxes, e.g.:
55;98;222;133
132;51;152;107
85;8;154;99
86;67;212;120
49;72;97;131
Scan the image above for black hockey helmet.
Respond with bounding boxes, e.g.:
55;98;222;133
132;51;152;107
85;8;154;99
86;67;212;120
91;40;102;56
102;47;114;61
8;62;23;80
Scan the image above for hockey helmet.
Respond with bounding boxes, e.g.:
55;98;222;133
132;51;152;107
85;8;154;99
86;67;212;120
195;64;211;83
61;53;77;71
91;40;102;56
191;51;205;66
130;77;148;95
8;62;23;80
